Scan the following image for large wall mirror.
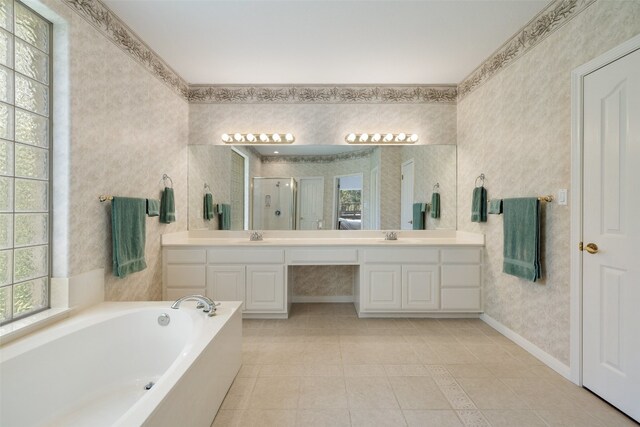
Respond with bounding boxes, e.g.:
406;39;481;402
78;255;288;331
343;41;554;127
188;144;456;231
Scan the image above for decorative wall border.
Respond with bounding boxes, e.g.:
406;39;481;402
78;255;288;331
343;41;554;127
63;0;189;100
188;85;457;104
458;0;597;100
261;147;375;164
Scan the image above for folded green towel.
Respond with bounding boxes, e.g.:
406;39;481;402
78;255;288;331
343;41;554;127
112;197;147;278
412;202;425;230
488;199;503;215
430;193;440;219
146;199;160;217
203;193;214;220
218;203;231;230
160;187;175;224
503;198;541;282
471;186;487;222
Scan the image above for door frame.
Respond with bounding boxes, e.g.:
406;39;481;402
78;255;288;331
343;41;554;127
332;173;364;230
230;147;250;230
400;159;415;230
370;166;380;230
296;176;324;230
570;33;640;385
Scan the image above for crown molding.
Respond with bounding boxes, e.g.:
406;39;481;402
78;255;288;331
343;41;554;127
458;0;597;100
62;0;189;100
188;85;457;104
261;148;375;164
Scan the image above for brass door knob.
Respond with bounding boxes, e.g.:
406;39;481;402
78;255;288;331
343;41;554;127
585;243;599;254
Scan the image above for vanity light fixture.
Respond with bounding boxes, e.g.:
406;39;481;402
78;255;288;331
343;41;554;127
221;133;296;144
346;133;419;144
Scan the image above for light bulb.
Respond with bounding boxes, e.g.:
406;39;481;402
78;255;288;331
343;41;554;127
272;133;281;142
409;134;418;142
246;133;256;142
396;133;406;142
371;133;381;143
383;133;393;142
359;133;369;142
259;133;269;142
346;133;356;143
234;133;243;142
285;133;294;142
273;151;279;154
221;133;231;143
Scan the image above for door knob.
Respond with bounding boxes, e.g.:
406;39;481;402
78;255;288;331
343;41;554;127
408;220;413;224
585;243;599;254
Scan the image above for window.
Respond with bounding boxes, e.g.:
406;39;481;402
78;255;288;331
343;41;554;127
0;0;51;324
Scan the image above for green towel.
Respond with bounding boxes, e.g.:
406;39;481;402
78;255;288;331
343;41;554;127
471;186;487;222
217;204;231;230
430;193;440;219
412;203;425;230
488;199;503;215
503;198;541;282
160;187;175;224
203;193;214;220
111;197;147;278
146;199;159;217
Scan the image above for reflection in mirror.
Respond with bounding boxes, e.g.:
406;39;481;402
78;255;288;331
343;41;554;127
188;144;456;231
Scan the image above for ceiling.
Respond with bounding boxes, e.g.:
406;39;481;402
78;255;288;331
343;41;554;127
104;0;548;85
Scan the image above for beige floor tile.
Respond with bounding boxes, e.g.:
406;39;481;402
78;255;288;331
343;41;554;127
458;377;530;409
350;409;408;427
384;364;430;376
463;343;518;363
535;407;607;426
239;409;297;427
431;344;480;364
302;343;342;364
248;377;301;409
389;376;451;410
259;364;306;377
481;409;547;427
456;409;491;426
483;362;537;378
295;409;351;427
343;364;387;377
237;364;261;378
500;378;576;409
301;363;344;377
346;376;400;409
212;409;243;427
298;377;348;409
403;410;464;427
409;343;444;364
445;364;494;379
220;377;256;410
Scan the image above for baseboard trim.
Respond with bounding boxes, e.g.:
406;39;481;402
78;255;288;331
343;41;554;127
292;296;355;303
480;313;572;380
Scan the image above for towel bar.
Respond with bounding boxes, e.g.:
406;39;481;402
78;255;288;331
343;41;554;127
99;195;114;202
488;195;554;204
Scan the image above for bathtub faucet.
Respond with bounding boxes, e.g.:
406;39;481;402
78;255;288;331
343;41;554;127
171;295;219;316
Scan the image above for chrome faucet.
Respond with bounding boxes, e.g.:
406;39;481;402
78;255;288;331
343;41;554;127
171;295;219;316
384;231;398;241
250;231;264;241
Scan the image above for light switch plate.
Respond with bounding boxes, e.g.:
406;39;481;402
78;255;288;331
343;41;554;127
558;189;568;205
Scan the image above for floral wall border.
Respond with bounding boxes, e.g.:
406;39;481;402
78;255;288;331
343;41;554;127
458;0;597;100
63;0;190;100
261;147;375;164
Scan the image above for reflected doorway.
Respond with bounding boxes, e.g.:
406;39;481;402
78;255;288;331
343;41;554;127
334;174;363;230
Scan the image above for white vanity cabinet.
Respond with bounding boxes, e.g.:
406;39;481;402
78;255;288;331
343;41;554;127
163;249;207;300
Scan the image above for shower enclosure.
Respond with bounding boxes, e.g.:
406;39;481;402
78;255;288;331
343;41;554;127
251;178;297;230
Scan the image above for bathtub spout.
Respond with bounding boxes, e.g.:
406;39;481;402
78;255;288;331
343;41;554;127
171;295;219;316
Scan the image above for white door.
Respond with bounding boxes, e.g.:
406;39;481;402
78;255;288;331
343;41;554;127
245;265;285;311
402;265;439;310
362;265;402;310
207;265;245;309
298;177;324;230
582;47;640;421
370;167;380;230
400;160;414;230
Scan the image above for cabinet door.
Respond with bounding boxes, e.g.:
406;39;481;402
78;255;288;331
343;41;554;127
402;265;440;310
245;265;285;311
362;265;402;310
207;265;245;308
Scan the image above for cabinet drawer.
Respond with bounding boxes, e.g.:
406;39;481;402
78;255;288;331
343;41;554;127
441;265;481;288
166;265;206;288
165;249;206;264
165;287;205;300
441;248;481;264
363;248;439;264
441;289;481;311
207;249;284;264
287;248;358;264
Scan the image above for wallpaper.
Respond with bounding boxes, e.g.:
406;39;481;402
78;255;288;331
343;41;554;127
289;265;355;297
457;0;640;365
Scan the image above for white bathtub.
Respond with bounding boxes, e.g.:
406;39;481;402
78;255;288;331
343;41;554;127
0;301;242;427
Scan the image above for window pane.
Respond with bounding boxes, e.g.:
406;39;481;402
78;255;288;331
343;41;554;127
0;64;13;103
0;176;12;211
0;27;12;67
15;142;47;179
0;213;11;249
14;2;47;53
15;38;47;84
0;284;11;321
15;108;46;147
13;276;46;316
14;213;46;247
0;248;11;285
14;178;47;212
0;102;13;140
15;74;47;116
0;0;12;32
0;138;12;175
13;244;46;281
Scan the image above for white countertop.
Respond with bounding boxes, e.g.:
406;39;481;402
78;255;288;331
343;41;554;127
162;230;485;247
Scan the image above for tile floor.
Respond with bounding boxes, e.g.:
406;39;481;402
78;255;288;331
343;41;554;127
213;303;637;427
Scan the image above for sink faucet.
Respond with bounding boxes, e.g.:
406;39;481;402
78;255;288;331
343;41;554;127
250;231;263;241
171;295;219;316
384;231;398;241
